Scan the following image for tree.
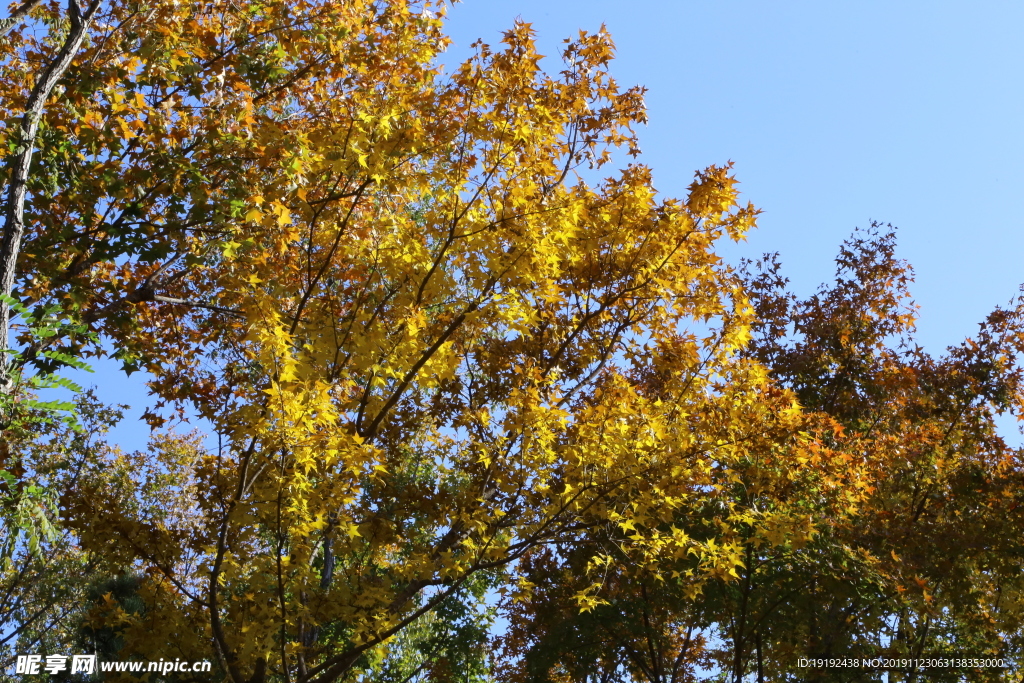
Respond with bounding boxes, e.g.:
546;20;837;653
0;391;205;675
2;1;788;681
495;225;1024;683
736;225;1024;681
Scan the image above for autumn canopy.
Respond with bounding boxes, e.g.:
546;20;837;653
1;1;1023;682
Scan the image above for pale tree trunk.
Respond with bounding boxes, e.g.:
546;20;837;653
0;0;100;394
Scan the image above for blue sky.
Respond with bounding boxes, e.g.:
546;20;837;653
79;0;1024;448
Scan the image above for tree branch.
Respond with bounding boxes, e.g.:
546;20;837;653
0;0;43;39
0;0;100;390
